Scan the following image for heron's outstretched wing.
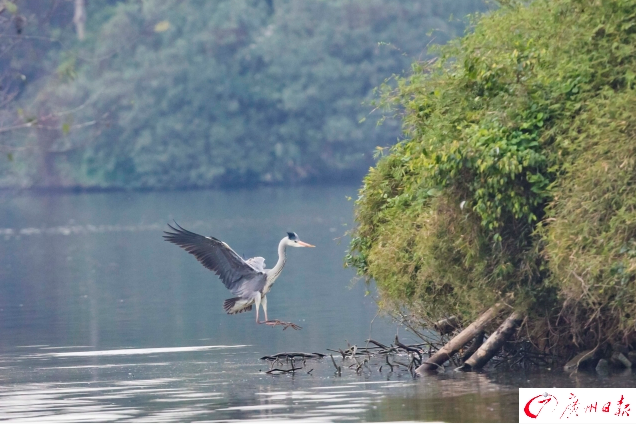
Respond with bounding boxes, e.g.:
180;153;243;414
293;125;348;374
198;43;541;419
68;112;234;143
163;222;265;295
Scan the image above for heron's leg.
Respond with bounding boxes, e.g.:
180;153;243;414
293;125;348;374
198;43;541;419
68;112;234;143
262;296;268;322
257;294;301;330
254;292;262;323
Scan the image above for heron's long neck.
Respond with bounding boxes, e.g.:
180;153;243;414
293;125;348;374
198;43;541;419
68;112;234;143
269;238;287;281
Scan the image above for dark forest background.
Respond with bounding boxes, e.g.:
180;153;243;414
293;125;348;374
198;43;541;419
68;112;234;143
0;0;487;190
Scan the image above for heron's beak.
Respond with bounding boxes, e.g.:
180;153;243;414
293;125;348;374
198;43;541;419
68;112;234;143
298;241;315;247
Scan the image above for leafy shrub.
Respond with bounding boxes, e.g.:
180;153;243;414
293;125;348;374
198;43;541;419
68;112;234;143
347;0;636;352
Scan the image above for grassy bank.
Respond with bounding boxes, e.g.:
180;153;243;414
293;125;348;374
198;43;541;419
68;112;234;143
346;0;636;357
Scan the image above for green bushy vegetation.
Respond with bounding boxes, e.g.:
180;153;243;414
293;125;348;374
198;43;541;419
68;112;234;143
346;0;636;353
0;0;486;189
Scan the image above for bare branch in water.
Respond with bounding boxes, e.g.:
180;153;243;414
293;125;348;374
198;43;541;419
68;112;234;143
265;367;303;375
385;355;394;372
329;354;342;376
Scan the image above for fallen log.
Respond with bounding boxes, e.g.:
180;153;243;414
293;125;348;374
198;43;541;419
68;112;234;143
610;352;632;369
458;311;523;371
434;316;461;335
595;359;609;373
416;303;505;374
563;349;595;371
460;331;485;362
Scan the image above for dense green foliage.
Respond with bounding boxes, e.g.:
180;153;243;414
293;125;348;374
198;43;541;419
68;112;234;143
1;0;486;189
346;0;636;351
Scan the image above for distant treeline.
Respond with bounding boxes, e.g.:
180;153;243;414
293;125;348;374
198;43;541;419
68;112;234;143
0;0;487;190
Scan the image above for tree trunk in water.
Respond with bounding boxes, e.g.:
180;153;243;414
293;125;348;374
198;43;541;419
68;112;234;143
458;311;523;371
415;303;504;374
461;331;485;362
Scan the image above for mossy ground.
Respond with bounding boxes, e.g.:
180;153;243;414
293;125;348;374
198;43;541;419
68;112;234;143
346;0;636;357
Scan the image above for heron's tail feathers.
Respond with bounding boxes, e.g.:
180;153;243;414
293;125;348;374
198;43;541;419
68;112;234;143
223;297;253;315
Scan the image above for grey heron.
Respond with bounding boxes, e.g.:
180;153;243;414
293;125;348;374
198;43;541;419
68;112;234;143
163;222;314;330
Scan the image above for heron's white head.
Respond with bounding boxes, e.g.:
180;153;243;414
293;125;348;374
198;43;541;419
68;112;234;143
286;232;315;247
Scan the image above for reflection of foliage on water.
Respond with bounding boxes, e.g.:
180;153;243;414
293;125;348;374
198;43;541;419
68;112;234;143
365;375;518;423
1;0;488;189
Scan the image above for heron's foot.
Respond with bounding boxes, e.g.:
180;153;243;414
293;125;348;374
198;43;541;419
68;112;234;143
262;319;302;331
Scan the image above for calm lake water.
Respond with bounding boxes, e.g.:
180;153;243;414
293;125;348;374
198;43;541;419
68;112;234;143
0;185;634;422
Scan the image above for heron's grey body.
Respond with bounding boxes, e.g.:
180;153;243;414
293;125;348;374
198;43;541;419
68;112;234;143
163;223;312;324
222;237;288;315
